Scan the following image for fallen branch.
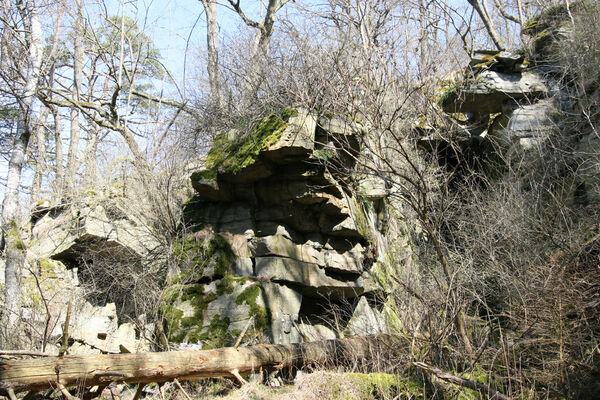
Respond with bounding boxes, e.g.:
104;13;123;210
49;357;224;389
413;362;512;400
0;334;405;395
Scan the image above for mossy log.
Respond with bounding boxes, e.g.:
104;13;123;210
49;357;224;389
0;335;404;395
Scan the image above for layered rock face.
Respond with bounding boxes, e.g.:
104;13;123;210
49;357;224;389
2;191;160;354
439;49;557;154
164;108;388;347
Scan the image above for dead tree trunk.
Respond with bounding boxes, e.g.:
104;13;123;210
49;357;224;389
0;335;404;395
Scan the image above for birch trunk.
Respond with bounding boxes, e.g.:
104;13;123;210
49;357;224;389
1;0;43;346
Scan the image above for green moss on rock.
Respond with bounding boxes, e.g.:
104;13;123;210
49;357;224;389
172;233;234;284
195;315;231;348
235;282;268;329
160;283;213;343
181;195;207;231
205;107;298;175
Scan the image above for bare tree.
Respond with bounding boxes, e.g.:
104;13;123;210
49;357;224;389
199;0;224;109
0;0;44;346
227;0;292;93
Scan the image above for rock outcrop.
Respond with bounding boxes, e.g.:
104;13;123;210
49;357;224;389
164;108;388;346
4;190;162;354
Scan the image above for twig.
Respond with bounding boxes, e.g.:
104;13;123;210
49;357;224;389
28;266;52;351
59;300;72;356
233;316;254;349
158;383;166;400
173;379;192;400
7;388;18;400
56;382;81;400
131;384;145;400
413;362;512;400
230;368;248;385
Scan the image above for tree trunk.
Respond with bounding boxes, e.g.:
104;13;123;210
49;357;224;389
31;106;50;203
200;0;223;109
467;0;505;50
0;335;404;394
52;106;64;195
83;121;99;185
1;0;43;347
64;0;84;192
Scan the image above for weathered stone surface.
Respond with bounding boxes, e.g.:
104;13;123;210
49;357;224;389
180;107;388;346
70;301;151;354
254;222;304;243
345;296;387;336
357;176;387;200
203;280;265;332
219;161;273;183
190;173;232;202
255;201;320;233
255;179;329;205
470;50;525;72
297;322;337;340
320;215;361;237
262;283;303;344
31;199;160;268
255;257;365;298
501;99;556;138
249;234;325;266
324;245;364;273
264;108;317;161
443;71;548;113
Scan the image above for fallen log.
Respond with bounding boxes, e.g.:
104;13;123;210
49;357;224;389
0;334;404;395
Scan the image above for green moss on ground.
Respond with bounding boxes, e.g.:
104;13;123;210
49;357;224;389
205;108;298;175
348;372;424;399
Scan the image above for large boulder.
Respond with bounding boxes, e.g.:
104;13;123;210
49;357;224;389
177;108;388;346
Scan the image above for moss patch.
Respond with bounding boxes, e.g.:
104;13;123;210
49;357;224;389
181;195;208;231
205;107;298;175
161;276;265;347
348;372;424;398
235;282;268;330
5;220;25;251
437;81;461;107
172;233;234;284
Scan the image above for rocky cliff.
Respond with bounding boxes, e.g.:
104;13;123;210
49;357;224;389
162;108;389;347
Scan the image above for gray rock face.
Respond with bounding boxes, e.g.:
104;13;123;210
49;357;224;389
255;256;366;298
181;108;388;346
444;70;548;114
25;192;160;355
345;296;387;336
436;48;560;157
262;283;303;344
264;108;318;162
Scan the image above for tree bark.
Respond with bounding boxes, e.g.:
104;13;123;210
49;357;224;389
0;335;404;394
31;106;50;204
1;0;43;346
467;0;505;50
200;0;223;109
64;0;84;192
